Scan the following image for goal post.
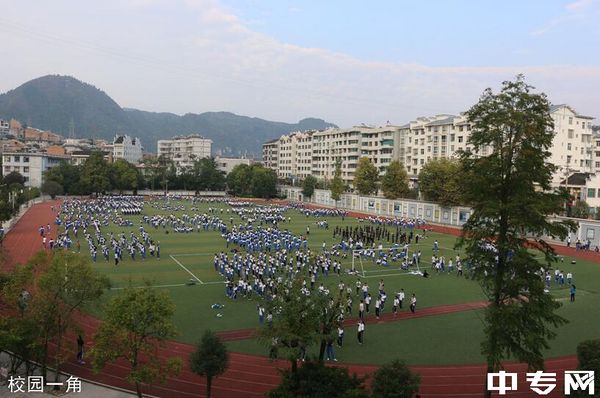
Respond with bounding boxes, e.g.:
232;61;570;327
351;245;419;277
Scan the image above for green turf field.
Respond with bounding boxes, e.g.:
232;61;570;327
64;199;600;365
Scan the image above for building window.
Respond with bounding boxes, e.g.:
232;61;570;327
568;129;574;139
13;156;20;162
23;157;29;163
23;167;29;173
567;143;572;151
458;136;463;143
586;228;595;240
588;188;596;198
569;117;573;125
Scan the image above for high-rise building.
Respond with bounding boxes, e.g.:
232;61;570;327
157;134;212;169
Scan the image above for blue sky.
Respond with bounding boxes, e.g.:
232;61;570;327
0;0;598;127
220;0;599;67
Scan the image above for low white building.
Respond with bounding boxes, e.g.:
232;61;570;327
214;156;253;174
113;135;143;164
157;134;212;169
2;152;69;188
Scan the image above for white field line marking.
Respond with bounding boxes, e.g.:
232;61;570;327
171;252;214;257
110;283;187;290
170;254;204;284
362;266;434;279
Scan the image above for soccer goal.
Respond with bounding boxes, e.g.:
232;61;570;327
351;246;422;278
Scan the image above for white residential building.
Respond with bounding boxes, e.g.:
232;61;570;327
113;135;143;164
265;125;402;186
157;134;212;169
262;139;279;170
548;104;595;185
2;152;69;188
263;104;595;190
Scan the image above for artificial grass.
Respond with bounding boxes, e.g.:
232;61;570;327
64;199;600;363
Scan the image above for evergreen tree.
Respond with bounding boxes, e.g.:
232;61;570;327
353;157;379;196
418;158;463;206
458;76;575;397
301;175;318;201
381;160;409;199
189;330;229;398
80;151;111;196
330;160;344;206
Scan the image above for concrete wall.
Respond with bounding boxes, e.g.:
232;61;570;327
117;190;227;197
281;186;600;247
281;186;472;226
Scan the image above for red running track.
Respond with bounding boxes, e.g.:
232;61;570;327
216;301;488;342
0;200;589;397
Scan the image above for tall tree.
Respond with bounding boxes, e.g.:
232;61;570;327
45;161;82;195
418;158;464;206
91;284;182;398
80;151;111;196
41;180;63;199
192;157;226;192
353;157;379;196
330;160;344;207
227;164;252;196
110;159;140;193
251;166;278;199
259;275;322;373
381;160;409;199
189;330;229;398
33;251;110;385
458;76;575;397
301;175;318;201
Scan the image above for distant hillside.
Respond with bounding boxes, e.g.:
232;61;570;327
0;75;337;155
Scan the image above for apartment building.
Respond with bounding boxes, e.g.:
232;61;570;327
157;134;212;169
113;134;143;164
400;114;474;178
262;139;278;170
264;125;401;186
263;104;595;189
277;131;313;180
549;104;595;185
2;152;69;188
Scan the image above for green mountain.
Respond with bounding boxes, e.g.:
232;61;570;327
0;75;337;155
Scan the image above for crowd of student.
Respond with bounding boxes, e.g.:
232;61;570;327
37;195;581;362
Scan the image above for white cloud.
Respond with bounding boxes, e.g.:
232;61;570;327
0;0;598;128
532;0;596;36
566;0;594;11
